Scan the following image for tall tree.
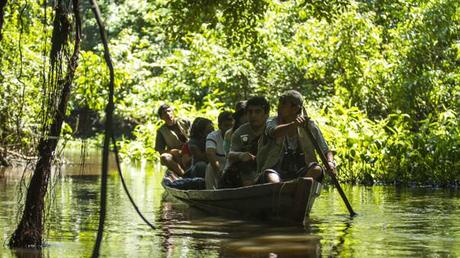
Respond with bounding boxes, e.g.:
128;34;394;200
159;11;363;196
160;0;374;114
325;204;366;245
8;0;81;248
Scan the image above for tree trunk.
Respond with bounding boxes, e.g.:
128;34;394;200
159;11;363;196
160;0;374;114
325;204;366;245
8;0;81;248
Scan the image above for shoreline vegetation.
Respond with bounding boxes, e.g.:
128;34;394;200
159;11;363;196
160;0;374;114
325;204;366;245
1;0;459;186
1;130;459;188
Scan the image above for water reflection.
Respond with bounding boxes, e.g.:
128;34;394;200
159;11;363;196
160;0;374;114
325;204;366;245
1;150;460;257
157;195;322;257
11;248;43;258
326;217;353;257
222;230;321;257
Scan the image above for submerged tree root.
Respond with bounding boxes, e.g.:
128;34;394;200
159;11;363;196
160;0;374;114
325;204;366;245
9;223;44;248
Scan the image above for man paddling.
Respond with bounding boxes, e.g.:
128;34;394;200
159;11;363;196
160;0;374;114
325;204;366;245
257;90;336;183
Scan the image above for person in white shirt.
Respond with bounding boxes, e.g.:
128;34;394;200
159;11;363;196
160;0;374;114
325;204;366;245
205;111;234;189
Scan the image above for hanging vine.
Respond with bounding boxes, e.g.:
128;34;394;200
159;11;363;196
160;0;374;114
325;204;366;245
8;0;81;248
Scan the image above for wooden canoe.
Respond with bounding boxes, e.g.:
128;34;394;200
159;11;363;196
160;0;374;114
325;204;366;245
162;177;321;225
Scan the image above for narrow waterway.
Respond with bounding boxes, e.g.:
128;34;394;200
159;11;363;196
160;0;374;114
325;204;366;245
1;149;459;257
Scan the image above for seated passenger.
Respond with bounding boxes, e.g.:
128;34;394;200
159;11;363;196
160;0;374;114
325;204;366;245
220;96;270;188
162;172;206;190
155;104;191;178
223;101;247;155
257;90;337;183
205;111;234;189
187;117;214;178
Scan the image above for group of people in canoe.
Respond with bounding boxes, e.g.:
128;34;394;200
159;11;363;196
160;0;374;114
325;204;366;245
156;90;337;189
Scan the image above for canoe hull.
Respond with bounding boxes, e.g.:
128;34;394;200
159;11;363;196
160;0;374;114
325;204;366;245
162;177;321;225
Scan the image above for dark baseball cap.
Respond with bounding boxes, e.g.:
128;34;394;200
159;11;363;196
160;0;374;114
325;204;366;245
279;90;304;106
157;104;171;117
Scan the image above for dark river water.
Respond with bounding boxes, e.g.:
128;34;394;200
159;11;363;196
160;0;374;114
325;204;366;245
1;148;460;257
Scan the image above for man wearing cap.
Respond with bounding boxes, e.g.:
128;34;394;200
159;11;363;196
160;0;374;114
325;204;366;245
257;90;336;183
155;104;191;177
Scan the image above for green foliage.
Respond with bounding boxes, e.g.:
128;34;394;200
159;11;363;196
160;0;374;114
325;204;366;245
0;0;52;154
386;0;460;122
156;0;267;47
312;97;389;183
316;97;459;185
1;0;459;184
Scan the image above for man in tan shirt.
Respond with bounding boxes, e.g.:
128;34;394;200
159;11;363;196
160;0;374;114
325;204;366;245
155;104;191;178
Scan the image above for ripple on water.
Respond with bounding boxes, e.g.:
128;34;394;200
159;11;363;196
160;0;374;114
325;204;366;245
2;163;460;257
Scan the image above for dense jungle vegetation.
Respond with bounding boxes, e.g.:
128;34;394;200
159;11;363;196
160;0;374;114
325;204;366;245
0;0;459;185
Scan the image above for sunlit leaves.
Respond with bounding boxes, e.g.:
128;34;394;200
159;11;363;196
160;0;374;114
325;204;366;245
1;0;459;184
0;0;52;153
157;0;267;47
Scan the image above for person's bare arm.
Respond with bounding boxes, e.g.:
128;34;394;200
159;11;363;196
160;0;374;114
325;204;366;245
270;116;307;138
228;151;255;162
206;148;221;172
227;129;253;162
326;151;337;174
227;151;238;162
227;138;255;162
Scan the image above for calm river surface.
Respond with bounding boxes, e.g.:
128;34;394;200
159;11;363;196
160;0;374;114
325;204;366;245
1;149;460;257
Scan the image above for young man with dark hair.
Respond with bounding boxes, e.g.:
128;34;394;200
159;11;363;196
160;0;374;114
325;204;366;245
221;96;270;187
257;90;336;183
205;111;234;189
155;104;191;177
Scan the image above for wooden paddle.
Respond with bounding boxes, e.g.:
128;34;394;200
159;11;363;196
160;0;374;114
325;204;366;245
302;108;357;216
